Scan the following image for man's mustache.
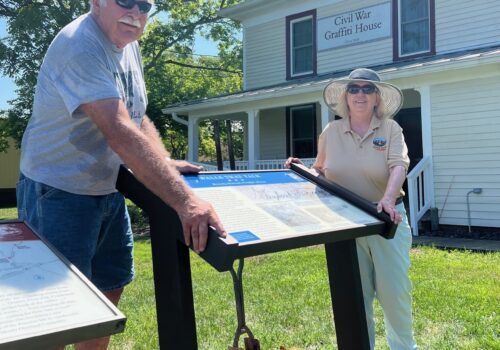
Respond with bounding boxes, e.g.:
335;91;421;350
118;16;141;28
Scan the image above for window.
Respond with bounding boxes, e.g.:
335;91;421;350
286;105;317;158
286;10;317;80
393;0;435;60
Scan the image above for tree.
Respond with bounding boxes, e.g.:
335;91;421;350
0;1;90;151
0;0;243;155
143;41;242;159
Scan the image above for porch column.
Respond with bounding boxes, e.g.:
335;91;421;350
247;110;260;170
415;86;435;207
319;100;330;131
187;116;200;162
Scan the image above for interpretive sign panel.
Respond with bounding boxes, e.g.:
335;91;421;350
0;221;126;350
185;170;379;243
183;168;394;271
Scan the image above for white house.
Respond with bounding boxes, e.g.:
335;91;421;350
162;0;500;233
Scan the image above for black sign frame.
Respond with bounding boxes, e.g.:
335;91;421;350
116;165;397;349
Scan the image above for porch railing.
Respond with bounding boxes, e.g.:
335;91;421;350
407;156;433;236
192;158;316;171
224;158;316;170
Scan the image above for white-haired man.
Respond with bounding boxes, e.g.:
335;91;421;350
17;1;226;348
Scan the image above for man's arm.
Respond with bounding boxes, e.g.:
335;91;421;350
140;116;203;173
81;99;226;252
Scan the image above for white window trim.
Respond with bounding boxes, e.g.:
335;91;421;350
398;0;431;58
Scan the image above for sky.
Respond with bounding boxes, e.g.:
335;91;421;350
0;17;219;111
0;20;16;111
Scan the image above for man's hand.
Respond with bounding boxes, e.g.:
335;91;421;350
174;160;203;174
178;195;227;253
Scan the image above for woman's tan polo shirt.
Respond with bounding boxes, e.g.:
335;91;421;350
315;116;410;202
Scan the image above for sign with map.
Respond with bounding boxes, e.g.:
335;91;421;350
0;221;126;350
183;168;393;271
185;170;378;244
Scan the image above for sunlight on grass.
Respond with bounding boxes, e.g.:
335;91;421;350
109;243;499;350
0;207;17;220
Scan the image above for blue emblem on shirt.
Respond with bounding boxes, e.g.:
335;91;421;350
373;137;387;151
373;137;386;147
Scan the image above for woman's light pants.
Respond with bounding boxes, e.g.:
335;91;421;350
355;203;418;350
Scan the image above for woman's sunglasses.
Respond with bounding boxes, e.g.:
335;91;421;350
115;0;153;14
346;84;377;95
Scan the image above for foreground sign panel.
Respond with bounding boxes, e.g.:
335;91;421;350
184;170;379;244
181;168;395;271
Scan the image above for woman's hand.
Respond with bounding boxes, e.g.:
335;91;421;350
377;197;403;224
284;157;304;168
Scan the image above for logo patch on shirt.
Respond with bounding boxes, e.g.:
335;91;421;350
372;137;387;151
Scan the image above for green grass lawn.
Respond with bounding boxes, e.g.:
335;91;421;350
0;206;17;220
113;241;499;350
1;208;498;349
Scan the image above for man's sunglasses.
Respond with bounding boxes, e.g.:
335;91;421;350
346;84;378;95
115;0;153;14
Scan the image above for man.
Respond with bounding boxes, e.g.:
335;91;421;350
16;0;226;348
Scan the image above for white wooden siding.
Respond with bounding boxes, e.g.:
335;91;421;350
436;0;500;53
244;0;393;89
241;0;500;90
258;108;287;159
317;38;393;75
244;19;286;90
431;76;500;227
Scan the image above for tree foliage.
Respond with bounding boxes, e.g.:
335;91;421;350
0;0;243;155
0;0;90;151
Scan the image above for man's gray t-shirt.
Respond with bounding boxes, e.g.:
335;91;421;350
20;13;147;195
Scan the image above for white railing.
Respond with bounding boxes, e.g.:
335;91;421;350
223;160;251;170
223;158;316;170
407;156;433;236
190;161;219;171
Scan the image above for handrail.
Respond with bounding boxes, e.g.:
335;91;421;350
407;156;433;236
407;155;430;179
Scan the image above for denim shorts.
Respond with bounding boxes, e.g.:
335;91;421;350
16;174;134;291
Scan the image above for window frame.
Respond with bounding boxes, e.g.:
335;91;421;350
286;9;317;80
392;0;436;61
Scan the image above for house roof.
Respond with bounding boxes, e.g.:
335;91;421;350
162;45;500;115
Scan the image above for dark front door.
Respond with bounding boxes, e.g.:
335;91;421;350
286;104;317;158
394;107;423;201
394;107;423;173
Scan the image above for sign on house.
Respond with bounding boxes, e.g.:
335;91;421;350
317;2;392;51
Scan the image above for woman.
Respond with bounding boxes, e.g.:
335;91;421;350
286;68;417;349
